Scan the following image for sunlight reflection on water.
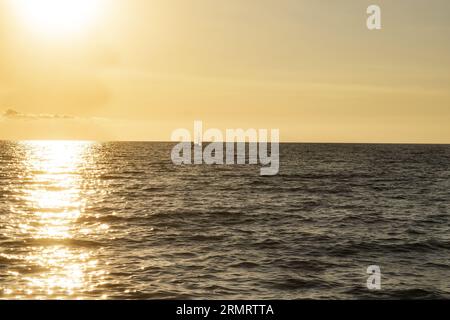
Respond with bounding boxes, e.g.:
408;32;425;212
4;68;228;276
1;141;108;299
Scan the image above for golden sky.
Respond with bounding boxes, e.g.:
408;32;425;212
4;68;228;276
0;0;449;142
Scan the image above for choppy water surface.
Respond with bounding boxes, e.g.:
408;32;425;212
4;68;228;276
0;141;449;299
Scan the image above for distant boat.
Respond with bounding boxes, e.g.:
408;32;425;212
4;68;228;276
194;131;202;147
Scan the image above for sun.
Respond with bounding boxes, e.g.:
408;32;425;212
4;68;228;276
10;0;104;37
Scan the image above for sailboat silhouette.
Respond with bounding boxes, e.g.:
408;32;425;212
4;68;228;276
194;127;202;147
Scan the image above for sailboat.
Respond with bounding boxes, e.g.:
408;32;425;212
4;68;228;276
194;128;202;147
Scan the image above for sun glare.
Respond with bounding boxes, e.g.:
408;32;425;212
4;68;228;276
11;0;104;37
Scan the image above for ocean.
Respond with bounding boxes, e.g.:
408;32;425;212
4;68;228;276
0;141;449;299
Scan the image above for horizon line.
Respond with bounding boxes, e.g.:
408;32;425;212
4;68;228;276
0;139;449;146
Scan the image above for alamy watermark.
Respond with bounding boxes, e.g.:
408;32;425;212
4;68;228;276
171;121;280;176
367;265;382;290
367;5;382;30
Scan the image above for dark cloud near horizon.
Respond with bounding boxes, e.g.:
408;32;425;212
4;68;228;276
2;109;76;120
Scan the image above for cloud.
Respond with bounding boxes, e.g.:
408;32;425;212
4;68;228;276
2;109;76;120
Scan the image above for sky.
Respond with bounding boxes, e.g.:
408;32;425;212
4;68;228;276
0;0;449;142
